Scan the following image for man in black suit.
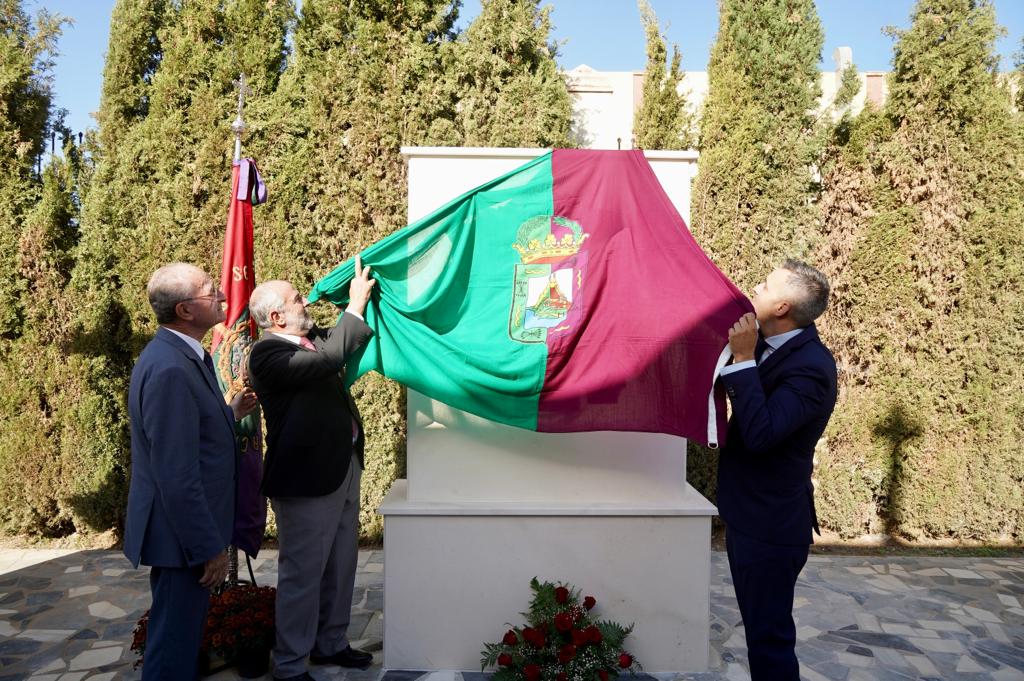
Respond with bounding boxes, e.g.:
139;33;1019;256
717;259;837;681
247;256;376;681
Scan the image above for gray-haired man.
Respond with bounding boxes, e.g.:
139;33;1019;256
247;257;375;681
125;263;257;680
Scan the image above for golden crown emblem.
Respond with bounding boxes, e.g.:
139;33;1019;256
512;215;589;265
513;232;589;264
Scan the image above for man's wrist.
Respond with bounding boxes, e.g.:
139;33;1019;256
732;352;754;363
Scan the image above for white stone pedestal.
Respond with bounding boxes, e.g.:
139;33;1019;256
380;479;716;672
378;147;714;673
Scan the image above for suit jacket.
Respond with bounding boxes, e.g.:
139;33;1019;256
717;324;837;546
124;327;237;568
248;313;373;498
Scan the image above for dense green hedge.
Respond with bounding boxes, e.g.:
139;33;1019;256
686;0;1023;543
0;0;573;543
2;0;1021;544
810;0;1024;540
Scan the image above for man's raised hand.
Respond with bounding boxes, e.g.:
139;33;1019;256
346;254;376;317
728;312;758;363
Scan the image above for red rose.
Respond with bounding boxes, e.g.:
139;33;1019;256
554;612;573;632
598;671;609;681
583;596;596;610
502;630;518;646
572;629;588;646
586;626;602;644
558;644;577;663
522;626;545;648
618;653;633;668
497;653;513;667
554;586;570;603
524;664;542;681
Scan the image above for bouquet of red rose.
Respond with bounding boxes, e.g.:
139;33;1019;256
481;578;640;681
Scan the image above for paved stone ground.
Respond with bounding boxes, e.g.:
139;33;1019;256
0;549;1021;680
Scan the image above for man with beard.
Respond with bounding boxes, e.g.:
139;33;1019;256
247;256;376;681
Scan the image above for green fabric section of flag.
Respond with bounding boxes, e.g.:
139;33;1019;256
308;153;554;430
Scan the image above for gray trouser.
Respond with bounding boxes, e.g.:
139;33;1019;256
271;455;361;678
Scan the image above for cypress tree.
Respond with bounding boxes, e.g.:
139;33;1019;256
0;1;73;534
0;135;81;535
815;0;1024;540
632;0;695;150
27;0;293;537
453;0;574;147
0;1;64;338
260;0;461;541
691;0;824;285
687;0;824;506
43;0;171;538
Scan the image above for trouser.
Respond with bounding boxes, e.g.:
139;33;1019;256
271;455;361;678
143;564;210;681
725;526;809;681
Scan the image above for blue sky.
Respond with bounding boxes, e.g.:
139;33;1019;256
29;0;1024;138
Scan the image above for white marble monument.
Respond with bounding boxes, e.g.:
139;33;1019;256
378;147;716;672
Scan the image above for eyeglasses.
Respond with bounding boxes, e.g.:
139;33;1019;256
180;293;224;304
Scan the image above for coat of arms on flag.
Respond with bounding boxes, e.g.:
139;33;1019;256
509;216;588;344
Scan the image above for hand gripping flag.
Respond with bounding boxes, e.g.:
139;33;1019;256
309;150;752;447
211;158;267;556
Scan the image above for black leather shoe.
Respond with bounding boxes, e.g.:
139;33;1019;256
309;645;373;668
273;673;315;681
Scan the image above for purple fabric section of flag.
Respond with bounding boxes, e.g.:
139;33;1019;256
538;149;751;442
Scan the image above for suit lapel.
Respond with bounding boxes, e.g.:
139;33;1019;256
758;325;819;377
156;328;236;433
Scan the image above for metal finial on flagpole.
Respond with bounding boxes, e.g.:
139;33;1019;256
231;73;250;162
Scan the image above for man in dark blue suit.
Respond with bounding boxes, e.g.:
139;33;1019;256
125;263;258;681
717;259;837;681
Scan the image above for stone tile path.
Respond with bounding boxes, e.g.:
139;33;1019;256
0;548;1021;680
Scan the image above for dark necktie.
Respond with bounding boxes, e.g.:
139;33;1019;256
203;351;217;378
755;335;770;364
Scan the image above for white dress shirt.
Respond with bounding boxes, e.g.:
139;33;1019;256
165;327;205;360
720;327;805;376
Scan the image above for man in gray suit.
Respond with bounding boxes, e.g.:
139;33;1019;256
248;256;375;681
125;263;258;681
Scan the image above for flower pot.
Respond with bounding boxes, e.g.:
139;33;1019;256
235;646;271;679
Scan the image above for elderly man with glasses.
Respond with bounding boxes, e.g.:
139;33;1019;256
124;262;258;681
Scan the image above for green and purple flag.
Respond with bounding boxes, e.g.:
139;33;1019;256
309;150;751;447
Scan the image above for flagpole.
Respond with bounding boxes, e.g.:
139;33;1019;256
232;73;248;163
227;73;249;585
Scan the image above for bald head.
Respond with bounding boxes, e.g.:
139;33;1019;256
147;263;208;324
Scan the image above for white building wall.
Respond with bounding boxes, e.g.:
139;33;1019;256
565;47;889;150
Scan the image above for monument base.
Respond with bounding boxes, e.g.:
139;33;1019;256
379;479;716;672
